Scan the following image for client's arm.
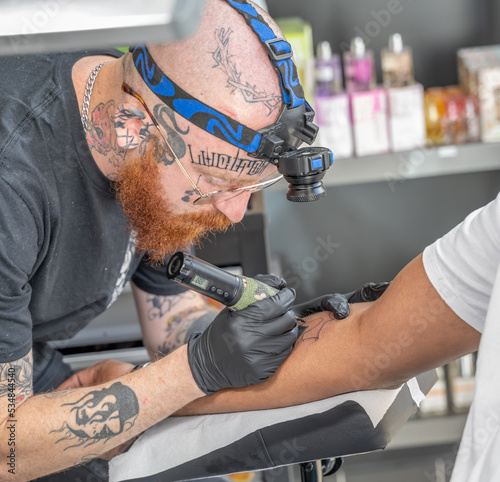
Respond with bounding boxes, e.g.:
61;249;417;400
179;253;481;415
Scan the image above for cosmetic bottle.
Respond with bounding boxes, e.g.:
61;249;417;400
314;41;354;158
315;41;342;97
424;88;448;146
458;45;500;142
382;33;414;88
444;87;468;145
344;37;389;156
343;37;375;93
464;95;481;142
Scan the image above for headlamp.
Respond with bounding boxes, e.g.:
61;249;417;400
278;147;333;202
130;0;334;202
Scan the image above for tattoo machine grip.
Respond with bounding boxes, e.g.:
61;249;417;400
166;252;277;311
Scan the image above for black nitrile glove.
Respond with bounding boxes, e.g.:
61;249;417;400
343;281;391;303
187;276;298;395
292;282;391;320
253;273;287;291
292;294;350;320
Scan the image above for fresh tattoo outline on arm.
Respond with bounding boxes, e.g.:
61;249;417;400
298;312;337;342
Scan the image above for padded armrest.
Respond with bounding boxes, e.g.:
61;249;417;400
110;371;437;482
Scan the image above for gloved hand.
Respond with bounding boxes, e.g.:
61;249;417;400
292;282;391;320
292;293;350;320
343;281;391;303
187;275;298;395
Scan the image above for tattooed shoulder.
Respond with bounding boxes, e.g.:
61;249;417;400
146;290;198;322
0;350;33;403
158;307;216;357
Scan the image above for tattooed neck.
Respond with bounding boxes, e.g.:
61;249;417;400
85;100;155;170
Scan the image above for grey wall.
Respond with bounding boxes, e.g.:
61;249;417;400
264;170;500;303
266;0;500;88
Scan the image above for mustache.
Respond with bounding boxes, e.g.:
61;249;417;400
113;138;233;264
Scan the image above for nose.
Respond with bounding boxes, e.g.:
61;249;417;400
213;191;252;223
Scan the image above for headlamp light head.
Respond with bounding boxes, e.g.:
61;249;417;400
277;147;333;202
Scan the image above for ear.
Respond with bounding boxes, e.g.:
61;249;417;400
114;103;154;150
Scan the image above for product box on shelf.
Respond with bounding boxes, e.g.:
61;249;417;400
350;88;390;156
424;86;481;146
477;67;500;143
315;93;354;159
387;83;426;152
458;45;500;143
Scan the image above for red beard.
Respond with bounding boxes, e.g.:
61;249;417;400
113;138;232;264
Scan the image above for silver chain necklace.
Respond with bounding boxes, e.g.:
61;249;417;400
80;62;107;132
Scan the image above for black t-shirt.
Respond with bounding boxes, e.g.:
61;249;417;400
0;50;187;363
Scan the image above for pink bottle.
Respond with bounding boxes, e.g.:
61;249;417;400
343;37;376;93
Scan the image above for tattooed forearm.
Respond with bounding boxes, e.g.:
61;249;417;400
146;291;198;322
42;390;74;400
0;352;33;402
298;312;337;342
158;308;216;356
50;382;139;451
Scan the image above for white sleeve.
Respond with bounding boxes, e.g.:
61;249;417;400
422;193;500;333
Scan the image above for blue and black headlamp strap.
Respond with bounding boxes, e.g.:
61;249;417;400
130;0;318;161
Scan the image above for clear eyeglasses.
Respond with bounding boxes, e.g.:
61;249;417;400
121;82;283;205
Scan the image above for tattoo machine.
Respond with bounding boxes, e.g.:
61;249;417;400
166;252;278;311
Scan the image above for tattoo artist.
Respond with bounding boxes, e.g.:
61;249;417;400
0;0;391;479
0;0;346;479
